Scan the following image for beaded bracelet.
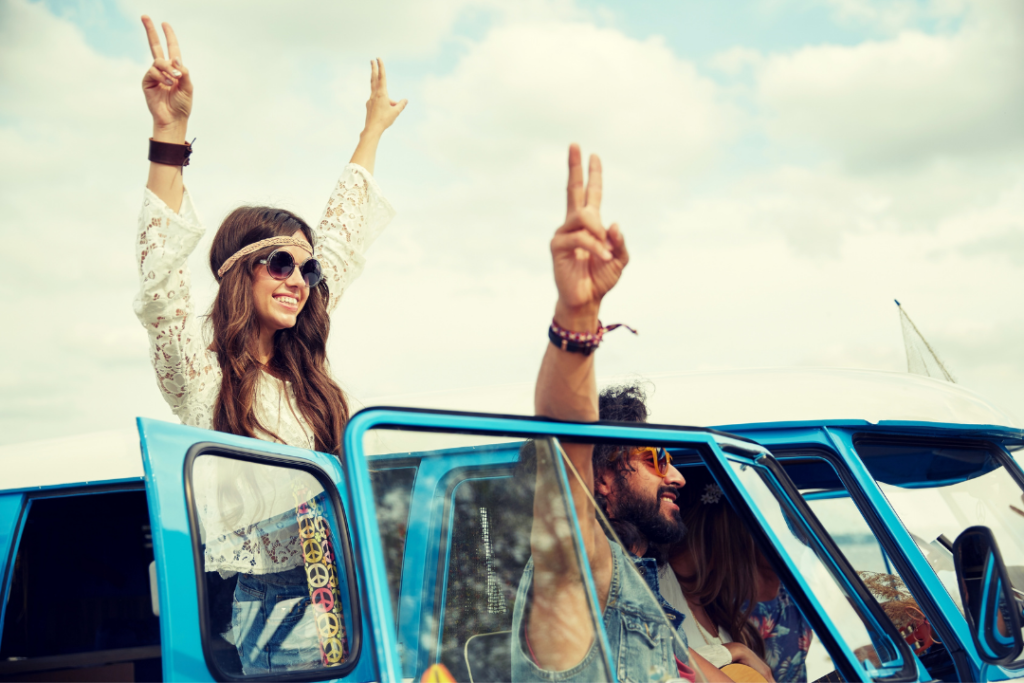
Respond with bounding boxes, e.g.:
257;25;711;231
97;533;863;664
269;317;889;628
548;319;637;356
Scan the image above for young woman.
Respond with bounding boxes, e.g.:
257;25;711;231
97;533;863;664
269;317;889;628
659;468;813;683
133;17;405;673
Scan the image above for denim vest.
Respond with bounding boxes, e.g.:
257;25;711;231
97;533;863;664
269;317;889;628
510;541;690;683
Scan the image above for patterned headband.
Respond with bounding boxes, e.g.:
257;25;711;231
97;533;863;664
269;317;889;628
216;236;314;279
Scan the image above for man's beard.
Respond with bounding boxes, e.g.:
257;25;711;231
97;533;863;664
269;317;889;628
614;483;687;546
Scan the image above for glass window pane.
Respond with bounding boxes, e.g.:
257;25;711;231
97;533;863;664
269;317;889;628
369;465;417;625
785;455;958;680
190;454;357;678
857;440;1024;666
729;461;895;678
364;429;616;683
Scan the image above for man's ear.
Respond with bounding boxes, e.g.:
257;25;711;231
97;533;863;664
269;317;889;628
594;468;614;499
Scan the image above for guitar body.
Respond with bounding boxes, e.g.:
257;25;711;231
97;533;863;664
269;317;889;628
720;663;768;683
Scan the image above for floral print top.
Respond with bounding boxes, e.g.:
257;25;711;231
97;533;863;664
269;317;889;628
749;585;814;682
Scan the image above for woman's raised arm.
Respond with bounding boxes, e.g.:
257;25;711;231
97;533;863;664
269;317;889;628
141;16;192;212
349;58;406;175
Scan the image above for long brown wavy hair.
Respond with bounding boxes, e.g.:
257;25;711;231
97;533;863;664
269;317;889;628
207;206;349;456
670;467;768;657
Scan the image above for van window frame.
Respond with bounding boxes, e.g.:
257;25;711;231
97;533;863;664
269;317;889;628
183;442;363;683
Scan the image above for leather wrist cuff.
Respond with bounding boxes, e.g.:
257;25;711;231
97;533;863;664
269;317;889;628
149;138;192;167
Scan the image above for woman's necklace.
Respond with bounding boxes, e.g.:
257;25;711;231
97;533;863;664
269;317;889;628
674;568;722;645
685;597;722;646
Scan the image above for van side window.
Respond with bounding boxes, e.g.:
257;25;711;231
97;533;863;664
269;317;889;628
187;453;360;680
0;490;161;681
439;473;533;680
782;450;959;681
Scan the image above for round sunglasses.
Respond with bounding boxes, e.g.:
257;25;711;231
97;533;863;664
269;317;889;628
259;249;324;288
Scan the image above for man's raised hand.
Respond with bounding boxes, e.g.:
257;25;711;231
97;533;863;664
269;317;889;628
550;144;629;331
364;58;407;134
141;16;192;142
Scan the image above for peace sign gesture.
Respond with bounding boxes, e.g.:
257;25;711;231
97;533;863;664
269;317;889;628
141;16;192;137
550;145;629;331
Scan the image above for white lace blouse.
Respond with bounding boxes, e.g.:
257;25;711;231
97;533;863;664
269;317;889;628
134;163;394;575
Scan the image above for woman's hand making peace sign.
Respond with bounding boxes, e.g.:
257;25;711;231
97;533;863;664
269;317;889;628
141;16;192;143
141;16;192;210
551;144;629;333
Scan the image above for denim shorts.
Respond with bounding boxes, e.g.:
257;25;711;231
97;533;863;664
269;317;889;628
231;567;322;675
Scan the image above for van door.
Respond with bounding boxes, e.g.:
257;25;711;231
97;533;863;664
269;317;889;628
342;407;926;683
138;417;373;683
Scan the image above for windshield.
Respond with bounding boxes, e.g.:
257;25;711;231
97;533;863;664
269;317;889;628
858;441;1024;613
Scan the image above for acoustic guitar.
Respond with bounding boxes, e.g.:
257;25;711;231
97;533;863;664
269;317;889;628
720;663;768;683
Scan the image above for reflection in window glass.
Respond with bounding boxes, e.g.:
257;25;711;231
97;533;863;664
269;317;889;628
439;475;533;679
730;461;894;679
364;429;614;683
191;455;355;677
369;465;418;625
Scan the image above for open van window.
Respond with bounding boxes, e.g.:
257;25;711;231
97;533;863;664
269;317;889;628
0;488;161;681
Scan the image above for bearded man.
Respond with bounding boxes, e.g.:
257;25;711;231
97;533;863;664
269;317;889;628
509;144;735;683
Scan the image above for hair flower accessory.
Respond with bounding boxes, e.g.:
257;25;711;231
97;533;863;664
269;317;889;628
701;483;723;505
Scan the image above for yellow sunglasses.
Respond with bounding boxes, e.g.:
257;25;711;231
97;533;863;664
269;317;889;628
616;446;673;477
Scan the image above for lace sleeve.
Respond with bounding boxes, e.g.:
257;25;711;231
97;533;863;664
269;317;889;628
315;163;396;314
133;187;212;418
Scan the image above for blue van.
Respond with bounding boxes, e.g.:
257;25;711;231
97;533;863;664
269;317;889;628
0;369;1021;682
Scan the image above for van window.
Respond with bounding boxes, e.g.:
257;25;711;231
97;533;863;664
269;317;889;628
438;472;531;680
856;438;1024;668
187;453;360;680
781;452;958;681
364;430;615;683
369;464;418;624
0;489;161;681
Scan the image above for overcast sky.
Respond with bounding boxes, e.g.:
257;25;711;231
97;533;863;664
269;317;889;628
1;0;1022;445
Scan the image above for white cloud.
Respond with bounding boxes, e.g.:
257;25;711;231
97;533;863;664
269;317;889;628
3;0;1023;447
757;0;1024;168
419;22;733;176
822;0;968;34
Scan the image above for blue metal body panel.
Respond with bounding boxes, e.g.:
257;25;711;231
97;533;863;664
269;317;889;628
0;493;26;642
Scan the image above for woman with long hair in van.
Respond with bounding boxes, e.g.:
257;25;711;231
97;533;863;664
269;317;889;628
659;468;813;682
134;17;405;673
